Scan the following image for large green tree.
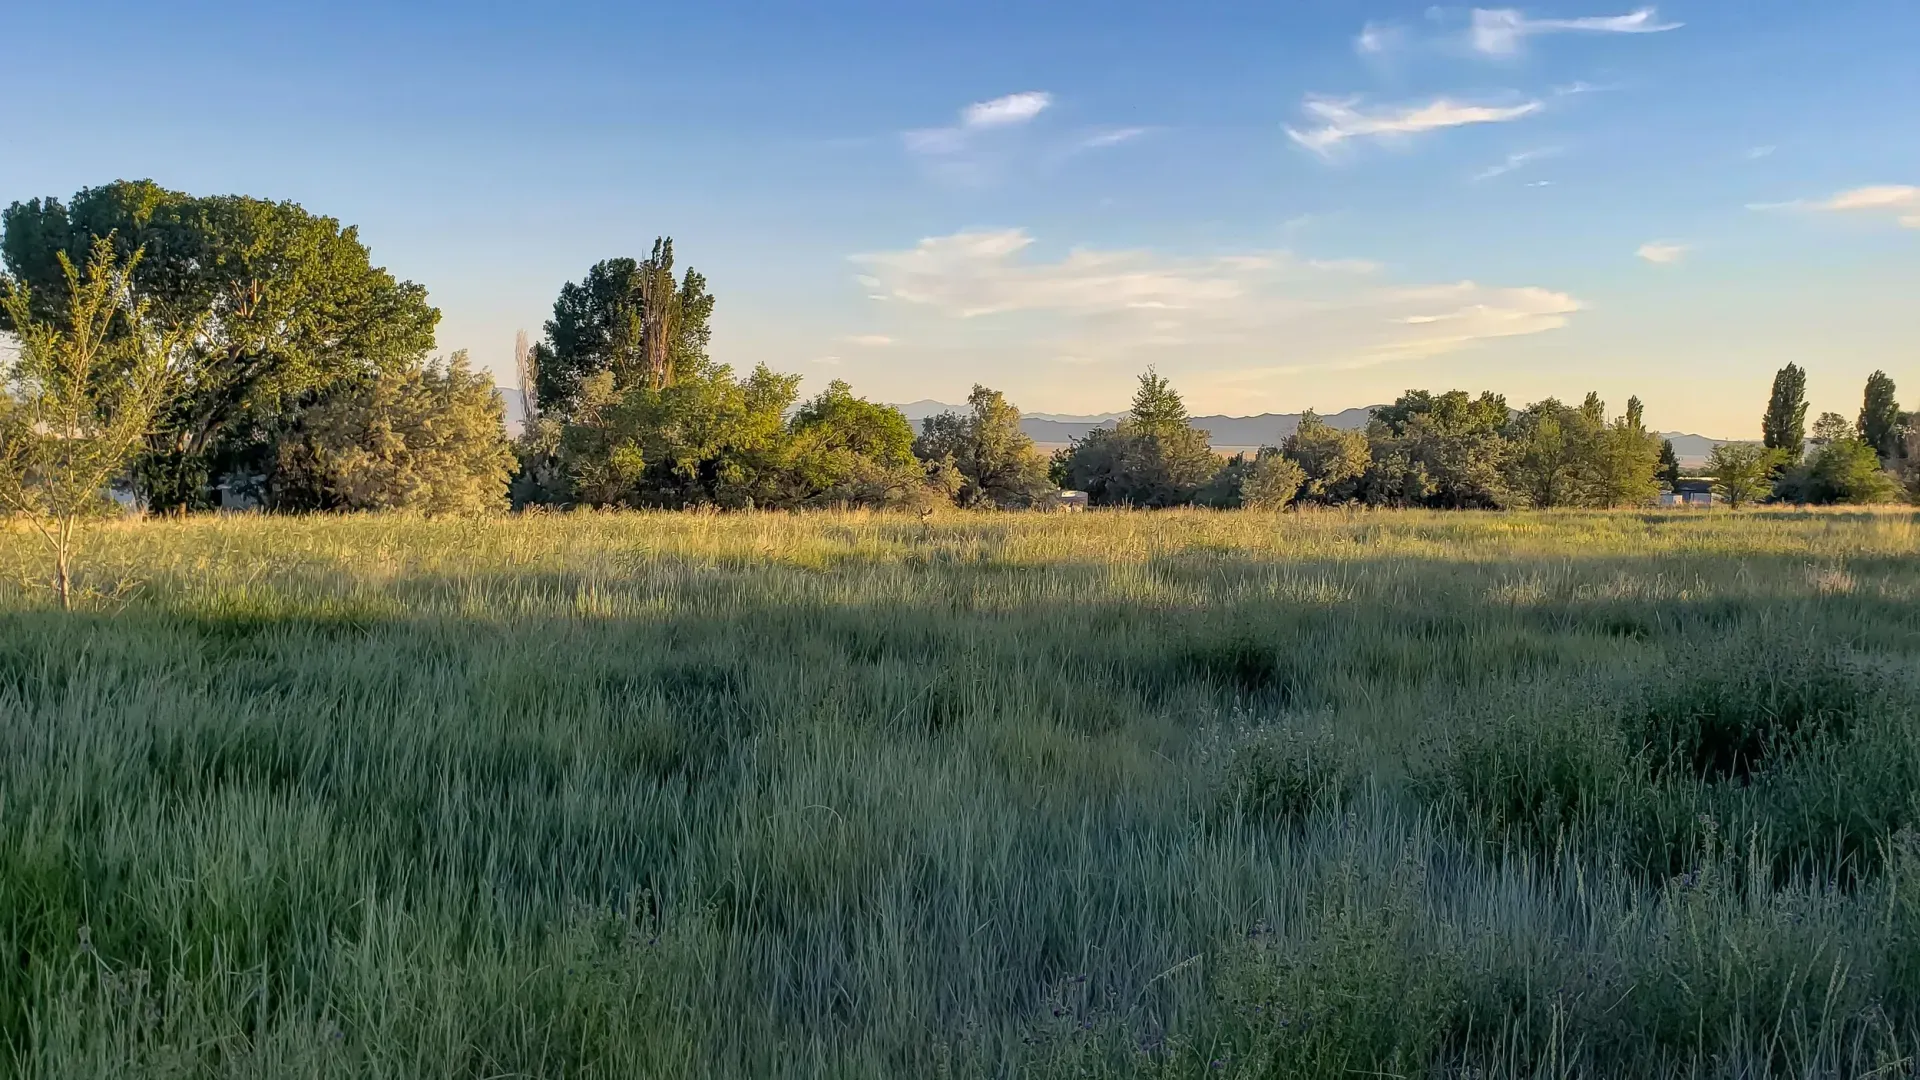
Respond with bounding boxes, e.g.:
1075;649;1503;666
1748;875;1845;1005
1363;389;1511;508
1778;437;1900;505
532;242;714;416
1706;443;1784;508
1859;370;1901;460
785;381;932;509
912;385;1053;509
1058;370;1219;507
1505;397;1595;508
1761;363;1808;459
1;180;439;510
1585;395;1664;507
1281;410;1370;503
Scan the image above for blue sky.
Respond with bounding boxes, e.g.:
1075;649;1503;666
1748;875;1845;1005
4;0;1916;435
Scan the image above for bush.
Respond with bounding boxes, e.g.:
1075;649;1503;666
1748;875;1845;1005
1776;437;1901;504
273;351;515;514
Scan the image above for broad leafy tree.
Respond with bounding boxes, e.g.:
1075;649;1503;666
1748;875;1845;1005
1585;396;1664;507
1505;397;1595;508
1705;443;1784;508
1281;410;1369;503
913;385;1053;508
1362;389;1511;508
532;242;714;416
1778;438;1900;505
2;180;439;510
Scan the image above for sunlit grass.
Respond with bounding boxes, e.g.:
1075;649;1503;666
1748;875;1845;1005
2;507;1917;1077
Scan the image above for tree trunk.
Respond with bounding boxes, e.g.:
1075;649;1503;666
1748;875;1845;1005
54;519;73;611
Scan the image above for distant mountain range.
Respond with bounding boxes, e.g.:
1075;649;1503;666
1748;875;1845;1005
503;391;1735;468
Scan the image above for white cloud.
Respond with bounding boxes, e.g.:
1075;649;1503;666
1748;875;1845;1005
1761;185;1920;228
1470;7;1681;54
907;91;1051;152
842;334;894;346
813;355;842;365
1288;96;1542;155
1551;80;1618;96
1473;146;1560;181
1746;145;1777;160
851;229;1580;379
1636;241;1689;264
1076;127;1149;150
962;92;1052;129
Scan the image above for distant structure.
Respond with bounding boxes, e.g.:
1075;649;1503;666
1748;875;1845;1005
1051;490;1089;512
1659;480;1716;508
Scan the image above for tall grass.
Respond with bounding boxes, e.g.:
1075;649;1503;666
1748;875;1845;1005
1;508;1917;1077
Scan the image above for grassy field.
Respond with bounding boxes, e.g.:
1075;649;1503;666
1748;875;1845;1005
3;508;1919;1078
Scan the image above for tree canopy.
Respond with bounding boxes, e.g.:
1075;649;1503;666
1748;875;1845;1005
1761;363;1808;458
1;180;440;510
532;243;714;415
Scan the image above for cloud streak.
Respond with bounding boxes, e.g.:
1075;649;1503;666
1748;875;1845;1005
1755;185;1920;228
1474;147;1560;181
905;91;1053;157
1636;241;1689;264
1076;127;1150;150
1470;7;1681;54
851;229;1580;381
1288;96;1542;155
1820;185;1920;227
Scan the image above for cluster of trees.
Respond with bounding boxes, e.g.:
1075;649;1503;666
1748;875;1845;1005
3;180;1915;604
1040;376;1668;511
1706;365;1914;507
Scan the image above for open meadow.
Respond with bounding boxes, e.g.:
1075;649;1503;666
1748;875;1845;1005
3;508;1919;1078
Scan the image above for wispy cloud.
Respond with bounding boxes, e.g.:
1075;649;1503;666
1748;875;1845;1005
812;355;842;365
1356;20;1407;55
1636;240;1689;264
1288;96;1542;155
1820;185;1920;227
1746;145;1777;160
1076;127;1150;150
905;91;1053;160
1473;146;1560;182
851;229;1579;382
1470;7;1681;55
842;334;894;347
1754;185;1920;228
1552;80;1621;96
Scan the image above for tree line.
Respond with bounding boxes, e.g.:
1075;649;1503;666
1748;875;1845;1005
1;182;1915;597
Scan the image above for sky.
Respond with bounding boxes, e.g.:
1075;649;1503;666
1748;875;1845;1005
3;0;1917;437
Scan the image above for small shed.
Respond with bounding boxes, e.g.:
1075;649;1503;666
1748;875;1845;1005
1052;490;1090;512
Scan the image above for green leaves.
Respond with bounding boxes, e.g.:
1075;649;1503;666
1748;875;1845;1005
1;180;441;510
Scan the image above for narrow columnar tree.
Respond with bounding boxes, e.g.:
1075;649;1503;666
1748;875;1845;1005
0;239;193;607
1859;370;1901;460
1761;363;1808;459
